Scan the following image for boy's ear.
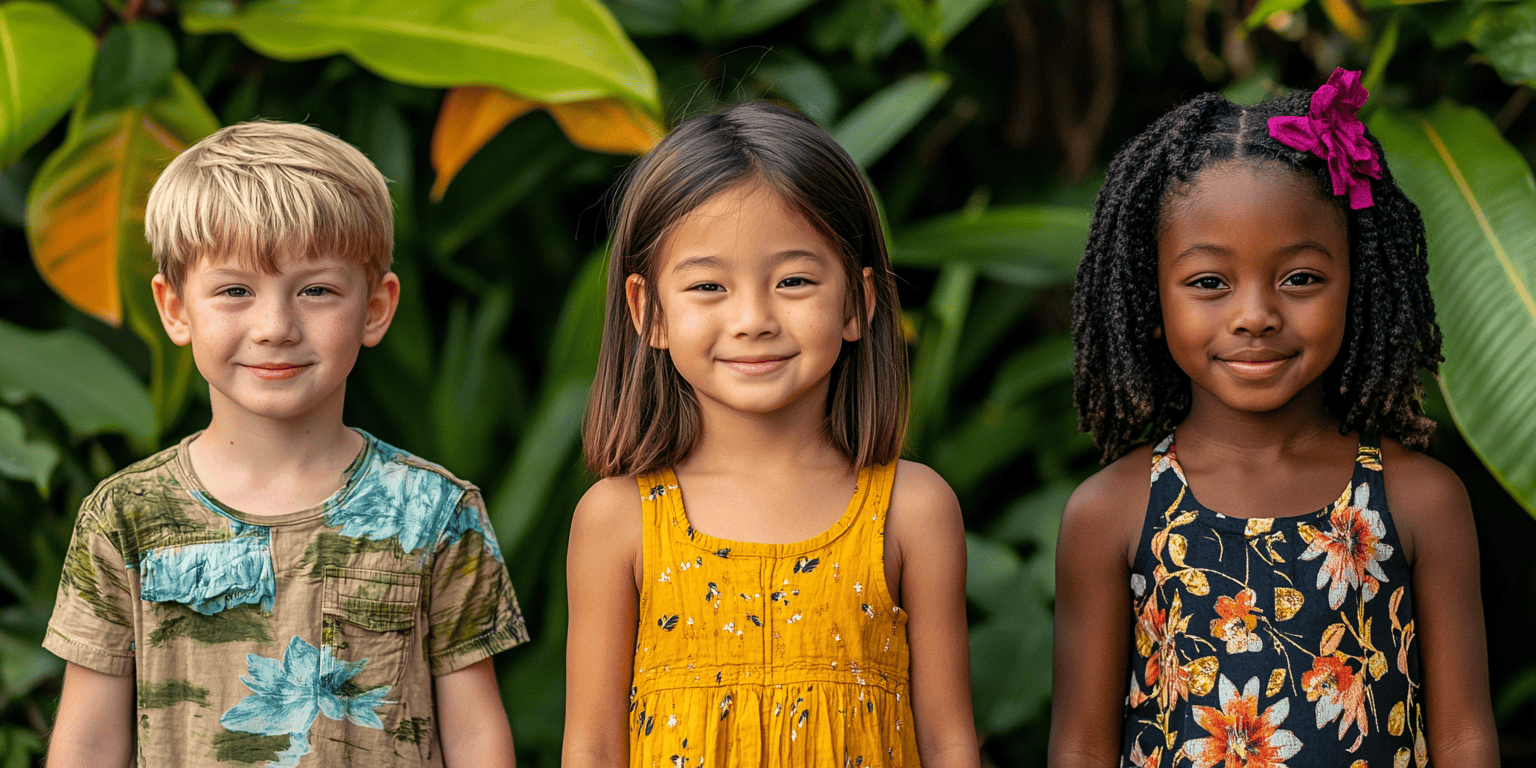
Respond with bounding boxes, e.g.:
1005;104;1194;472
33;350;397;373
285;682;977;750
362;272;401;347
625;274;668;349
842;267;875;342
151;274;192;347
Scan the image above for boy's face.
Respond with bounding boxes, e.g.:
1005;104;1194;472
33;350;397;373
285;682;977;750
152;250;399;426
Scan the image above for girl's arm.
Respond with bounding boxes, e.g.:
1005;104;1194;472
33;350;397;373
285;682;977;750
562;478;642;768
1385;445;1499;767
888;461;980;768
1048;456;1145;768
47;662;134;768
436;657;516;767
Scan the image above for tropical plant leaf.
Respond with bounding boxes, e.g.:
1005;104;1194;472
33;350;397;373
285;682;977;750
831;72;950;168
89;21;177;112
0;320;155;445
676;0;819;42
908;262;975;447
180;0;661;110
889;206;1091;287
0;2;96;170
0;407;59;494
1243;0;1310;31
25;73;217;434
1369;102;1536;516
1465;2;1536;86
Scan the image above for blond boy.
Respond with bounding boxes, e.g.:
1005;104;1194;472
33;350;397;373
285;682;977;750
44;121;526;768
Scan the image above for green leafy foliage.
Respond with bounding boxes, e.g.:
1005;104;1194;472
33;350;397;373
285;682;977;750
0;2;95;169
1371;103;1536;515
0;320;154;445
90;21;178;112
181;0;661;112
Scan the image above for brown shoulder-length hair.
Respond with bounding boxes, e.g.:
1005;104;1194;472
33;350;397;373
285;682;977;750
583;101;908;478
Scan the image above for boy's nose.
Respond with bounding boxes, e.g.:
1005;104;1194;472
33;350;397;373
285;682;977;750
251;298;302;345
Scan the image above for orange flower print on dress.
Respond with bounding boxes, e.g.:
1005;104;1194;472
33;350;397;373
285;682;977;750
1184;675;1303;768
1210;588;1264;653
1299;483;1392;610
1136;592;1191;708
1303;656;1369;749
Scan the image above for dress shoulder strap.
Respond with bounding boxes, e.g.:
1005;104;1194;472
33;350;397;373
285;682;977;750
635;471;679;584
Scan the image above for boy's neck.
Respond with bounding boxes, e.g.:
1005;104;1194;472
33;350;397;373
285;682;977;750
189;396;365;516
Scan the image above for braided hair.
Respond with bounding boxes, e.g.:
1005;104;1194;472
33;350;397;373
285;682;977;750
1072;89;1442;464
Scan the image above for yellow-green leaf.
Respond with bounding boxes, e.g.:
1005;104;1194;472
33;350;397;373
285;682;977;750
0;2;96;169
181;0;659;111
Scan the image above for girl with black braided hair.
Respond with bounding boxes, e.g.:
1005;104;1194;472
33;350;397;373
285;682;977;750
1050;71;1497;768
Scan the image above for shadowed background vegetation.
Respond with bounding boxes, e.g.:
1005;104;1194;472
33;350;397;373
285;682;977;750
2;0;1535;765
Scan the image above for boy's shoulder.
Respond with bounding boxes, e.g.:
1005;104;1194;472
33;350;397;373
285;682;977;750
78;440;192;525
364;433;479;495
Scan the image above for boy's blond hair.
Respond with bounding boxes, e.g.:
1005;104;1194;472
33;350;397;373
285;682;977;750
145;120;393;291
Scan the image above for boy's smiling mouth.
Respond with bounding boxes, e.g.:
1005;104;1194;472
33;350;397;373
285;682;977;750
718;354;797;375
243;363;311;380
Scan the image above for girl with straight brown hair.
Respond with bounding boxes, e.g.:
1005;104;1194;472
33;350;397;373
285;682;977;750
562;102;980;768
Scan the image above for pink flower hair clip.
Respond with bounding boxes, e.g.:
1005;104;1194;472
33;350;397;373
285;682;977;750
1268;68;1382;209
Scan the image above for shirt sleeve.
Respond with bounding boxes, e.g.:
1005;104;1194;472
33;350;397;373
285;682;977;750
44;491;137;676
426;488;528;675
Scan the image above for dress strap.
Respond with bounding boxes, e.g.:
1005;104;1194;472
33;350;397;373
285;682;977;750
635;471;679;603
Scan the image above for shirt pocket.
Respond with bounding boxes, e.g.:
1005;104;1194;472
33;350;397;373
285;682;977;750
139;535;275;615
322;566;422;692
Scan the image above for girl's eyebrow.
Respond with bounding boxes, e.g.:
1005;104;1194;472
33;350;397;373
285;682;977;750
1169;240;1341;264
671;250;827;274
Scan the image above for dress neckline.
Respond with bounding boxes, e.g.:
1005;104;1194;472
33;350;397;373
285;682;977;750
1157;435;1373;534
647;464;879;558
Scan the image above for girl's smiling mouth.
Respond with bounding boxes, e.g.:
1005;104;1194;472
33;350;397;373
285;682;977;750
1216;350;1297;378
719;354;797;375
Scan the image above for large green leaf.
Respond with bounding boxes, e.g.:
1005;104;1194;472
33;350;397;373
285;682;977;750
0;407;58;493
0;320;155;445
90;21;178;112
1370;102;1536;516
831;72;950;168
889;206;1091;287
1466;2;1536;86
181;0;660;112
0;2;96;170
26;73;217;437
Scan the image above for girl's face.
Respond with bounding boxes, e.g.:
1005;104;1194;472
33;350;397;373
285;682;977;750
1156;162;1350;418
629;180;869;420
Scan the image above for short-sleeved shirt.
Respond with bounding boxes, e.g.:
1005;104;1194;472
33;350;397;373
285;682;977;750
45;430;528;768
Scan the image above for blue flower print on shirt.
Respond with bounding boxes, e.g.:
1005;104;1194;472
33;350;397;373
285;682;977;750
323;445;461;554
220;635;393;768
139;534;275;615
441;497;505;562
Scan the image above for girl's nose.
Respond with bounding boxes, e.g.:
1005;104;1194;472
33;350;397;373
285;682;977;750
251;297;302;345
1230;285;1282;336
730;289;779;338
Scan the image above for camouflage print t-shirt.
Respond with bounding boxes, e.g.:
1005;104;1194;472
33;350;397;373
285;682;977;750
44;430;528;768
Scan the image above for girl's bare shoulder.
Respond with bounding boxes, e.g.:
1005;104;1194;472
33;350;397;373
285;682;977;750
1378;438;1473;561
887;460;963;536
571;476;644;542
1062;443;1155;567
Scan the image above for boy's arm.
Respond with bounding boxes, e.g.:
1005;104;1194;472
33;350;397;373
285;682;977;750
1384;446;1498;767
48;662;134;768
436;657;515;768
562;478;641;768
1048;457;1144;768
887;462;980;768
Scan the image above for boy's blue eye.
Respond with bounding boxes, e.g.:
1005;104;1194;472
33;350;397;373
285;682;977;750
221;287;252;298
300;286;331;296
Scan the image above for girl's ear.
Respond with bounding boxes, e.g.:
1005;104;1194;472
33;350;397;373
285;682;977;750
362;271;401;347
151;274;192;347
625;274;668;349
843;267;875;342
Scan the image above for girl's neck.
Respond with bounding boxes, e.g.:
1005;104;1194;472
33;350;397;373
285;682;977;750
680;388;848;477
1176;382;1346;461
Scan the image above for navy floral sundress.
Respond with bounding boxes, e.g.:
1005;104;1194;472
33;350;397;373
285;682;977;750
1121;434;1427;768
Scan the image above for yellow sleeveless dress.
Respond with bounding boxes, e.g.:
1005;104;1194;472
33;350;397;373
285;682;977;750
630;463;921;768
